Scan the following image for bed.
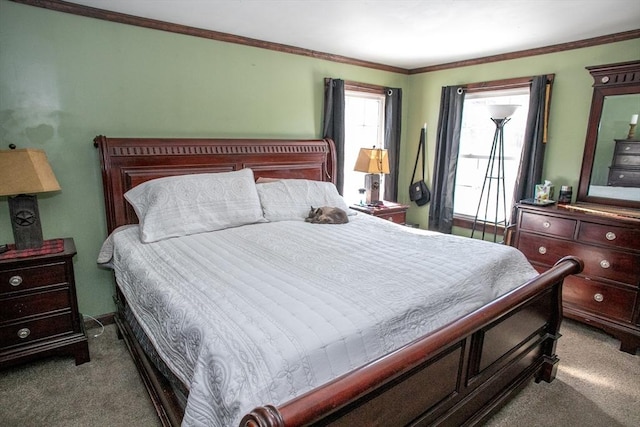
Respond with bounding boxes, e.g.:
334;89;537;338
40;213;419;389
93;135;583;427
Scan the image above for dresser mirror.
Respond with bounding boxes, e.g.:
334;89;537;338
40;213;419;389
576;60;640;210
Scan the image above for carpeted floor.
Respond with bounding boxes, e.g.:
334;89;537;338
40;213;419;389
485;319;640;427
0;323;160;427
0;319;638;426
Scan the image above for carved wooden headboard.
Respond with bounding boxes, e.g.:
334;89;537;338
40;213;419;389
93;135;337;234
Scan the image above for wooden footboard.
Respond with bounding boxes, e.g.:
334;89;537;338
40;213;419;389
241;256;583;427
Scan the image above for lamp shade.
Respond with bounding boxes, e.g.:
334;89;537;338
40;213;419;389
353;147;390;174
486;104;519;119
0;149;61;196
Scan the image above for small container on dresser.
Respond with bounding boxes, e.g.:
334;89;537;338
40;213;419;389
511;204;640;354
0;238;90;368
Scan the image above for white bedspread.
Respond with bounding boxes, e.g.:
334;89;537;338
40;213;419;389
99;213;537;427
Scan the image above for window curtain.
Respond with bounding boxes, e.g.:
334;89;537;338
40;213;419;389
384;87;402;202
428;86;465;233
509;75;551;224
322;78;346;194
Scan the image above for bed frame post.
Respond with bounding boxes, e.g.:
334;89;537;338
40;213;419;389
242;405;284;427
536;257;569;384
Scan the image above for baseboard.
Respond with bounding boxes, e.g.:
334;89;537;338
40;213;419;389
83;312;116;330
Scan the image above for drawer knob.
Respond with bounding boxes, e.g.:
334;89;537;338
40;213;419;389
619;174;625;179
593;293;604;303
9;275;23;287
625;146;631;151
542;221;551;228
17;328;31;339
605;232;616;241
538;246;547;255
600;260;611;269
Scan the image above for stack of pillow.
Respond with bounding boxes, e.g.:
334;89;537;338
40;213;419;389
124;168;350;243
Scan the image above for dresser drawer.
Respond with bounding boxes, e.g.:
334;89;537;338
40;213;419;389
563;275;636;323
519;211;576;238
607;167;640;187
578;221;640;251
0;312;73;349
611;154;640;167
614;140;640;156
0;262;68;295
517;233;639;284
0;288;71;323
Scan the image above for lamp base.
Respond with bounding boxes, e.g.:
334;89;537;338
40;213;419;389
8;194;44;250
364;174;381;205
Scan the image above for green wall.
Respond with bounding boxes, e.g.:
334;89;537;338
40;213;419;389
404;39;640;229
0;1;408;316
1;0;639;317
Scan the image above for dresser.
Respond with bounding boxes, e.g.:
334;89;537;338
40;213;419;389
0;238;90;368
608;139;640;187
349;201;409;224
511;204;640;354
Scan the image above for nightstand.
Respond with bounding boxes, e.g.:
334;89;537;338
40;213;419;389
0;238;89;368
350;201;409;224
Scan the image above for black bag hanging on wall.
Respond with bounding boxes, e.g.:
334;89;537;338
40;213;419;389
409;127;431;206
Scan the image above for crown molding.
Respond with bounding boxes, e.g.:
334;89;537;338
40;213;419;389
10;0;640;76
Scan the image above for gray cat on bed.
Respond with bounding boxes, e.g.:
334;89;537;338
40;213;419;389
305;206;349;224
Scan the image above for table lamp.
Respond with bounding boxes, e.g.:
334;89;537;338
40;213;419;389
353;146;390;205
0;147;61;250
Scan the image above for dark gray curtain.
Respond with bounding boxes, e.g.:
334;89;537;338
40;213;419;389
510;75;549;224
322;78;346;194
384;87;402;202
428;86;465;233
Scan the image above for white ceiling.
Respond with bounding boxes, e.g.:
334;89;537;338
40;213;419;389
67;0;640;69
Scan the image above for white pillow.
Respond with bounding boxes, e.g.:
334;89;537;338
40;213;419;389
256;179;349;221
125;168;265;242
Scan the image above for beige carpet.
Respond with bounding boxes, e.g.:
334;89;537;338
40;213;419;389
0;319;638;426
0;323;160;427
485;319;640;427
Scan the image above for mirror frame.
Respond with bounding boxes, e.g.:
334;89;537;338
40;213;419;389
576;60;640;210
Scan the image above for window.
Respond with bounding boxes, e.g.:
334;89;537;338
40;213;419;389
454;88;530;225
344;90;386;204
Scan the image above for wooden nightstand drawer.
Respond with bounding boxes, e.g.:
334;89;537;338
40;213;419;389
563;275;636;323
377;211;406;224
0;312;73;349
578;221;640;251
0;288;71;323
519;211;576;238
0;262;68;295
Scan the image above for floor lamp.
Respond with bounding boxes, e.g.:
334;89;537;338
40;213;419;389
471;104;519;242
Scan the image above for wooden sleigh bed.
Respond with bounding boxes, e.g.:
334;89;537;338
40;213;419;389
94;135;583;427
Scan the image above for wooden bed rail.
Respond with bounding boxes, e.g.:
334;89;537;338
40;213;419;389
241;256;583;427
